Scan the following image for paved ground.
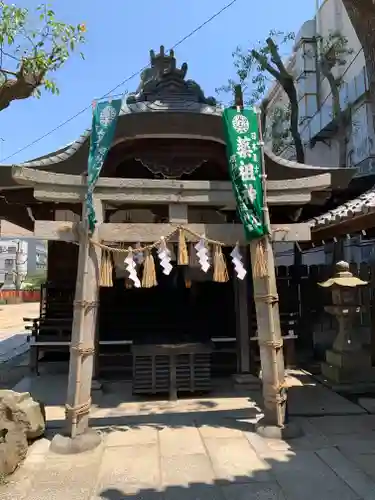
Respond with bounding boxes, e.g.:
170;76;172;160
0;302;38;363
3;371;375;499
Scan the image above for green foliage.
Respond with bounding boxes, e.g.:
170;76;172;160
317;32;354;118
264;104;292;155
216;30;295;106
318;32;354;72
22;272;46;290
0;2;86;108
216;31;302;160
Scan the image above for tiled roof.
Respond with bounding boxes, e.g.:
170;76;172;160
0;97;223;170
309;186;375;230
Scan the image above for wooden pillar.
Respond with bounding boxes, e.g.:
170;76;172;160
250;238;288;431
64;199;103;440
250;109;300;438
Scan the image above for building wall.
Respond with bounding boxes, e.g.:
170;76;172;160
0;238;47;288
266;0;368;167
265;0;373;266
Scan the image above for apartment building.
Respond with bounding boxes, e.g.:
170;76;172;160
0;238;47;289
266;0;370;266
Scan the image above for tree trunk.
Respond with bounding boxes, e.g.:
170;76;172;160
320;60;347;167
342;2;375;122
283;80;305;163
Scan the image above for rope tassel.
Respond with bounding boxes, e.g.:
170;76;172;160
142;249;157;288
178;228;189;266
253;238;268;278
213;245;229;283
100;250;113;287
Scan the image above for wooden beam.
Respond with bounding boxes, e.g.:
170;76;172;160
13;166;331;191
34;221;311;243
0;199;34;231
33;187;314;206
11;166;332;207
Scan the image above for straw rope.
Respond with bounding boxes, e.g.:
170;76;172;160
65;398;92;419
88;224;291;254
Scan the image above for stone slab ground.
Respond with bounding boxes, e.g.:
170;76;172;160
2;371;375;499
0;302;39;363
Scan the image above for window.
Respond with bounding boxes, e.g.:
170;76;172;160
4;259;13;266
7;246;16;254
4;273;12;282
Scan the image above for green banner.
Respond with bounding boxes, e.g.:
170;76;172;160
222;107;267;241
86;99;122;233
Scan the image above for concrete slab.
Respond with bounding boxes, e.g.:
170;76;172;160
307;415;375;436
161;454;215;487
0;333;28;362
265;450;361;500
96;444;160;492
164;484;224;500
104;425;158;448
287;383;365;416
221;482;286;500
203;437;272;483
344;452;375;482
317;447;375;500
6;372;375;500
358;397;375;413
159;426;206;456
198;424;245;440
93;488;164;500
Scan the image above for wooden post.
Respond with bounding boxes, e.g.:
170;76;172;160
250;109;300;438
233;247;260;386
50;197;103;453
250;239;286;426
234;272;250;372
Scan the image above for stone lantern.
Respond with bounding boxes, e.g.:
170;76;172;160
319;261;374;391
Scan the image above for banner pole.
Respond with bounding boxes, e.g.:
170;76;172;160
228;87;301;438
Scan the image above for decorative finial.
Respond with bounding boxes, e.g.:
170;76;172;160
336;261;349;273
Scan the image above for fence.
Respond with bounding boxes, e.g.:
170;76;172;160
0;290;41;303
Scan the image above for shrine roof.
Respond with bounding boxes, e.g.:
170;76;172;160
309;185;375;231
0;45;354;193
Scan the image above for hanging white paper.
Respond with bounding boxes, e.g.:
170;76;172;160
230;245;247;280
195;237;210;273
124;251;141;288
157;238;173;276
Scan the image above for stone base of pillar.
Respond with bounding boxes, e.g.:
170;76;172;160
49;430;102;454
255;419;303;440
232;372;261;388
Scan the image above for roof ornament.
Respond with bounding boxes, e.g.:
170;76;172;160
126;45;216;105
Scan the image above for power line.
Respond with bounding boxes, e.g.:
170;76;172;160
2;0;239;163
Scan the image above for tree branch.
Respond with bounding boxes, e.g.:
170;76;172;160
266;37;290;77
0;62;45;111
251;49;280;80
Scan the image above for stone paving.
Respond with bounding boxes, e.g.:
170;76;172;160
0;303;38;362
3;372;375;499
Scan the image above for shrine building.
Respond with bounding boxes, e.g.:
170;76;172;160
0;46;354;393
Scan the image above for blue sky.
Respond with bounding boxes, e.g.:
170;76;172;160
0;0;317;163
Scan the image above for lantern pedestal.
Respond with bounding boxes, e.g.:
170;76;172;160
321;349;375;391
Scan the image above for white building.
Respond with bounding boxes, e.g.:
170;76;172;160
267;0;371;266
0;238;47;289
